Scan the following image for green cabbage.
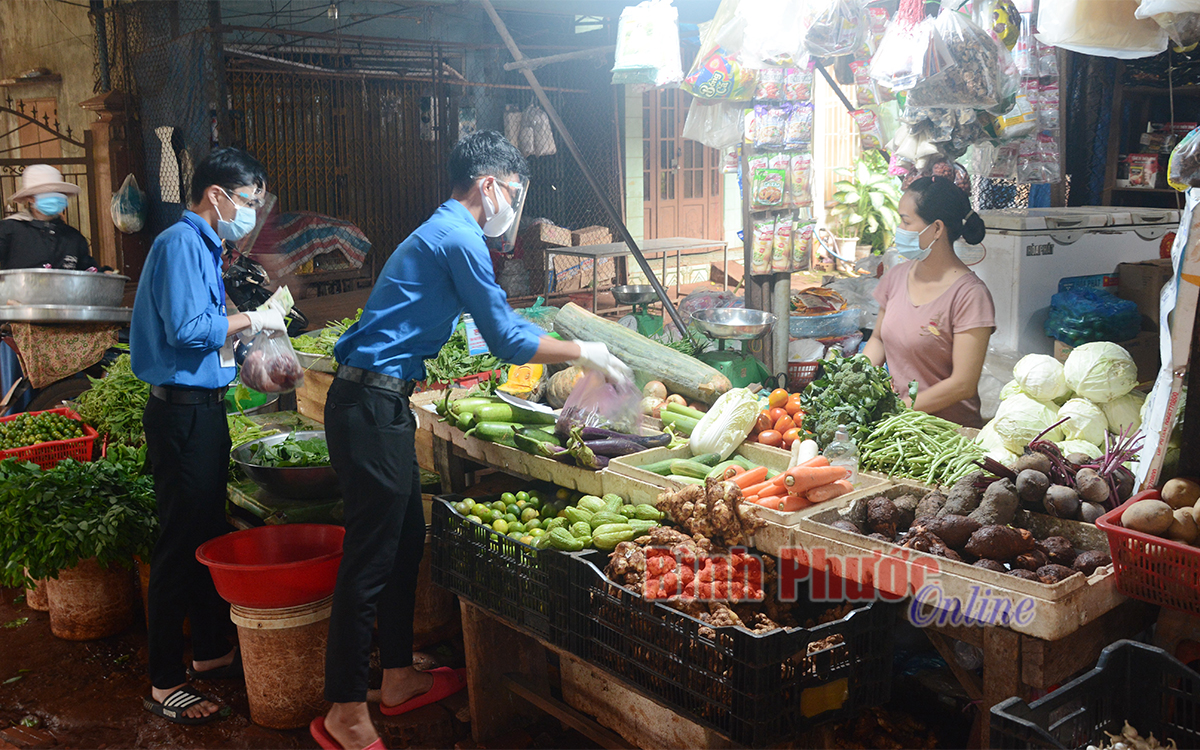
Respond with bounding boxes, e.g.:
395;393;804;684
1063;342;1138;403
1056;398;1108;446
688;387;759;460
1013;354;1069;402
1056;440;1103;460
1101;390;1145;435
999;380;1022;401
989;393;1063;453
975;422;1018;466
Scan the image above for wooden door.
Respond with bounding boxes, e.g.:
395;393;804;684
643;89;723;240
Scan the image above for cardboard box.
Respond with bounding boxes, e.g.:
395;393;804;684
1126;153;1161;189
518;221;571;250
570;225;612;246
1117;258;1173;330
551;253;615;292
1058;273;1119;294
1054;331;1159;384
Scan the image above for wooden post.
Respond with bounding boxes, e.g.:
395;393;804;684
79;90;149;280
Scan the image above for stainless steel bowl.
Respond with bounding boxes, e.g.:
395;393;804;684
232;430;340;500
293;331;338;375
0;269;130;308
689;308;778;340
611;284;659;306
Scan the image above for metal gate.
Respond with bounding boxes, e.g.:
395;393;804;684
0;100;98;246
227;70;448;276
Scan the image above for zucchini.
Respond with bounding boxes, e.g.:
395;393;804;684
553;302;731;405
517;427;561;447
670;459;714;480
471;403;557;426
638;459;677;476
730;455;758;470
706;460;742;479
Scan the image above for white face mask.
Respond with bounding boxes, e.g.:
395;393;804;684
479;179;516;238
214;188;258;241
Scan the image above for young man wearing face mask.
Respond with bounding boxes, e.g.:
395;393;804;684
0;164;101;271
310;131;631;750
131;147;285;725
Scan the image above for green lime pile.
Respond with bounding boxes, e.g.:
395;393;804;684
0;412;85;451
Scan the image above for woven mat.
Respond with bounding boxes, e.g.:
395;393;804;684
9;323;118;389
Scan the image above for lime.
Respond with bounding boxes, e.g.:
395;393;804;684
466;515;484;525
515;491;530;503
520;535;534;546
556;487;571;501
515;499;528;511
526;496;543;510
528;527;546;537
500;492;516;505
492;519;509;534
491;501;507;513
521;507;539;523
506;504;520;517
509;522;526;533
525;518;542;530
503;512;519;524
454;501;471;515
508;531;523;540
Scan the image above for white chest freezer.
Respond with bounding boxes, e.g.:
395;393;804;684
973;206;1179;355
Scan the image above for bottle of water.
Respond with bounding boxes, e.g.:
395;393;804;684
823;425;859;485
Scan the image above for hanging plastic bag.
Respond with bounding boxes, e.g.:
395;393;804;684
237;330;305;394
1038;0;1167;59
869;16;950;92
556;369;643;436
110;174;146;234
612;0;684;88
681;101;743;149
906;10;1009;111
682;0;757;100
1168;127;1200;191
518;104;556;158
1136;0;1200;48
804;0;867;58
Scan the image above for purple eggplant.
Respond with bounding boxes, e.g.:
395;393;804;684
579;426;670;448
584;438;645;458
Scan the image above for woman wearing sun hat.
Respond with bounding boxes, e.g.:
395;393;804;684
0;164;101;271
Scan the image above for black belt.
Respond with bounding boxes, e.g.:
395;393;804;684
335;364;417;397
151;385;228;405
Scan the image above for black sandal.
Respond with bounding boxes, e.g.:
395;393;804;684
143;686;223;725
187;651;243;681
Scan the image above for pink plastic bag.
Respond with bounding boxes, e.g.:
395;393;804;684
556;369;643;436
237;330;305;393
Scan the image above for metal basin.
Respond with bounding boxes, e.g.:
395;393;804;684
611;284;659;306
293;331;338;375
0;269;130;308
689;308;778;341
232;430;339;500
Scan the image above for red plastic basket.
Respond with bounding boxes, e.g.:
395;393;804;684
787;361;819;392
1095;494;1200;616
0;407;98;470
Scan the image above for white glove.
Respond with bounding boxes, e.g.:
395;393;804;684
572;341;633;385
245;308;286;334
259;285;295;316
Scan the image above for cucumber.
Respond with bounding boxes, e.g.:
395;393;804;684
468;421;518;446
730;455;758;470
691;452;723;467
517;427;561;447
666;474;704;485
706;460;742;480
670;459;715;480
638;459;677;476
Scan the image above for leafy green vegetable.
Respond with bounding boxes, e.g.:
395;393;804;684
799;351;904;448
4;617;28;629
290;310;362;358
423;320;502;384
74;355;150;448
248;436;330;467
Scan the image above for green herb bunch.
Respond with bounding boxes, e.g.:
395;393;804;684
799;351;904;448
290;309;362;357
247;435;329;467
0;447;157;588
423;320;502;384
75;354;150;448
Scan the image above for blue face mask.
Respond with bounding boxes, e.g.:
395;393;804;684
34;192;68;218
894;225;934;261
215;188;258;242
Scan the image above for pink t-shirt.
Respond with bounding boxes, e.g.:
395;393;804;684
872;264;995;427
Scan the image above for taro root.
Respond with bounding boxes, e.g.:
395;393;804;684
915;491;947;519
829;519;863;535
1014;452;1053;475
1038;536;1077;567
893;494;920;531
1036;564;1078;584
1072;550;1111;575
1074;468;1111;506
917;514;981;550
1006;568;1040;581
1013;549;1049;572
867;496;901;539
1016;469;1050;506
969;479;1020;526
867;532;892;542
901;530;962;561
964;525;1036;561
939;472;984;518
973;559;1007;573
841;496;870;529
1079;502;1105;524
1043;485;1081;519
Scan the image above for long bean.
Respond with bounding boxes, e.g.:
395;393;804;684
860;410;986;487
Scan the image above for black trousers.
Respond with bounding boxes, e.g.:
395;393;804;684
323;378;425;703
143;394;234;689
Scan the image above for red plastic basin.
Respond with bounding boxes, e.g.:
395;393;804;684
196;524;344;608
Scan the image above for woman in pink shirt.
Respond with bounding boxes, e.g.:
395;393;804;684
864;177;995;427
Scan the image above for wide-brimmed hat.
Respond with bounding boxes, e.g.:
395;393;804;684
7;164;81;203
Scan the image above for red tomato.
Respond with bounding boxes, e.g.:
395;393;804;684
782;427;802;448
755;412;773;434
784;397;804;417
774;415;795;434
767;388;789;409
767;407;789;424
757;430;783;447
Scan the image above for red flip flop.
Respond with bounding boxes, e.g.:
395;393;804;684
380;667;467;716
310;716;386;750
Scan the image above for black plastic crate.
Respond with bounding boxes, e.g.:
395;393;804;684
571;556;894;746
991;640;1200;749
430;494;588;653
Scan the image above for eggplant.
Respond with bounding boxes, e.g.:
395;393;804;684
584;438;645;458
579;426;670;448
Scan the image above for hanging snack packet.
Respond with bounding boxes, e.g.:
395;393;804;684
786;59;815;102
852;108;885;151
784;102;814;150
684;48;757;101
751;218;775;276
1168;127;1200;191
772;215;793;273
754;104;788;149
867;7;888;36
743;107;757;146
789;151;814;208
1036;42;1059;79
1038;82;1060;132
850;61;877;106
723;145;741;174
754;67;785;101
994;86;1037;140
750;155;786;210
793;220;816;271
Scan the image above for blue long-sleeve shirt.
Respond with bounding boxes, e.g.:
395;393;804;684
335;199;542;380
130;211;235;388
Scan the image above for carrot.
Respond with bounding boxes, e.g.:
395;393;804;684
723;465;746;480
797;455;829;469
774;494;812;512
741;477;780;496
731;466;768;489
806;479;855;504
782;465;851;495
743;494;759;505
758;483;786;498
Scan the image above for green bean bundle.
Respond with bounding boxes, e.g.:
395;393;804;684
859;410;987;487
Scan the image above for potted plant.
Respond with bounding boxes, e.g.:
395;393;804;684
0;446;156;640
828;150;902;257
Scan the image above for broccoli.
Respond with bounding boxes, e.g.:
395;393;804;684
835;371;869;394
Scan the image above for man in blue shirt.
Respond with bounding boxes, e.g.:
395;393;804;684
131;148;285;725
311;131;629;750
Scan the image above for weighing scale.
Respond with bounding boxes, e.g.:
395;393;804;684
689;308;778;388
612;285;664;337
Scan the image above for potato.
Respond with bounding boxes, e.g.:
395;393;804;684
643;380;668;400
1166;508;1198;545
973;559;1007;573
1162;477;1200;509
1038;536;1077;567
829;519;862;535
1121;499;1175;536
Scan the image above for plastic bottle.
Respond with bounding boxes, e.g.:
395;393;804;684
823;425;859;485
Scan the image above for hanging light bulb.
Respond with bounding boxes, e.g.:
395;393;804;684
327;2;338;20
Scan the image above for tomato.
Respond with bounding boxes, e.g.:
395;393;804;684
767;388;790;409
782;427;802;447
755;412;773;434
767;407;789;424
757;430;783;447
784;397;804;417
774;415;795;434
